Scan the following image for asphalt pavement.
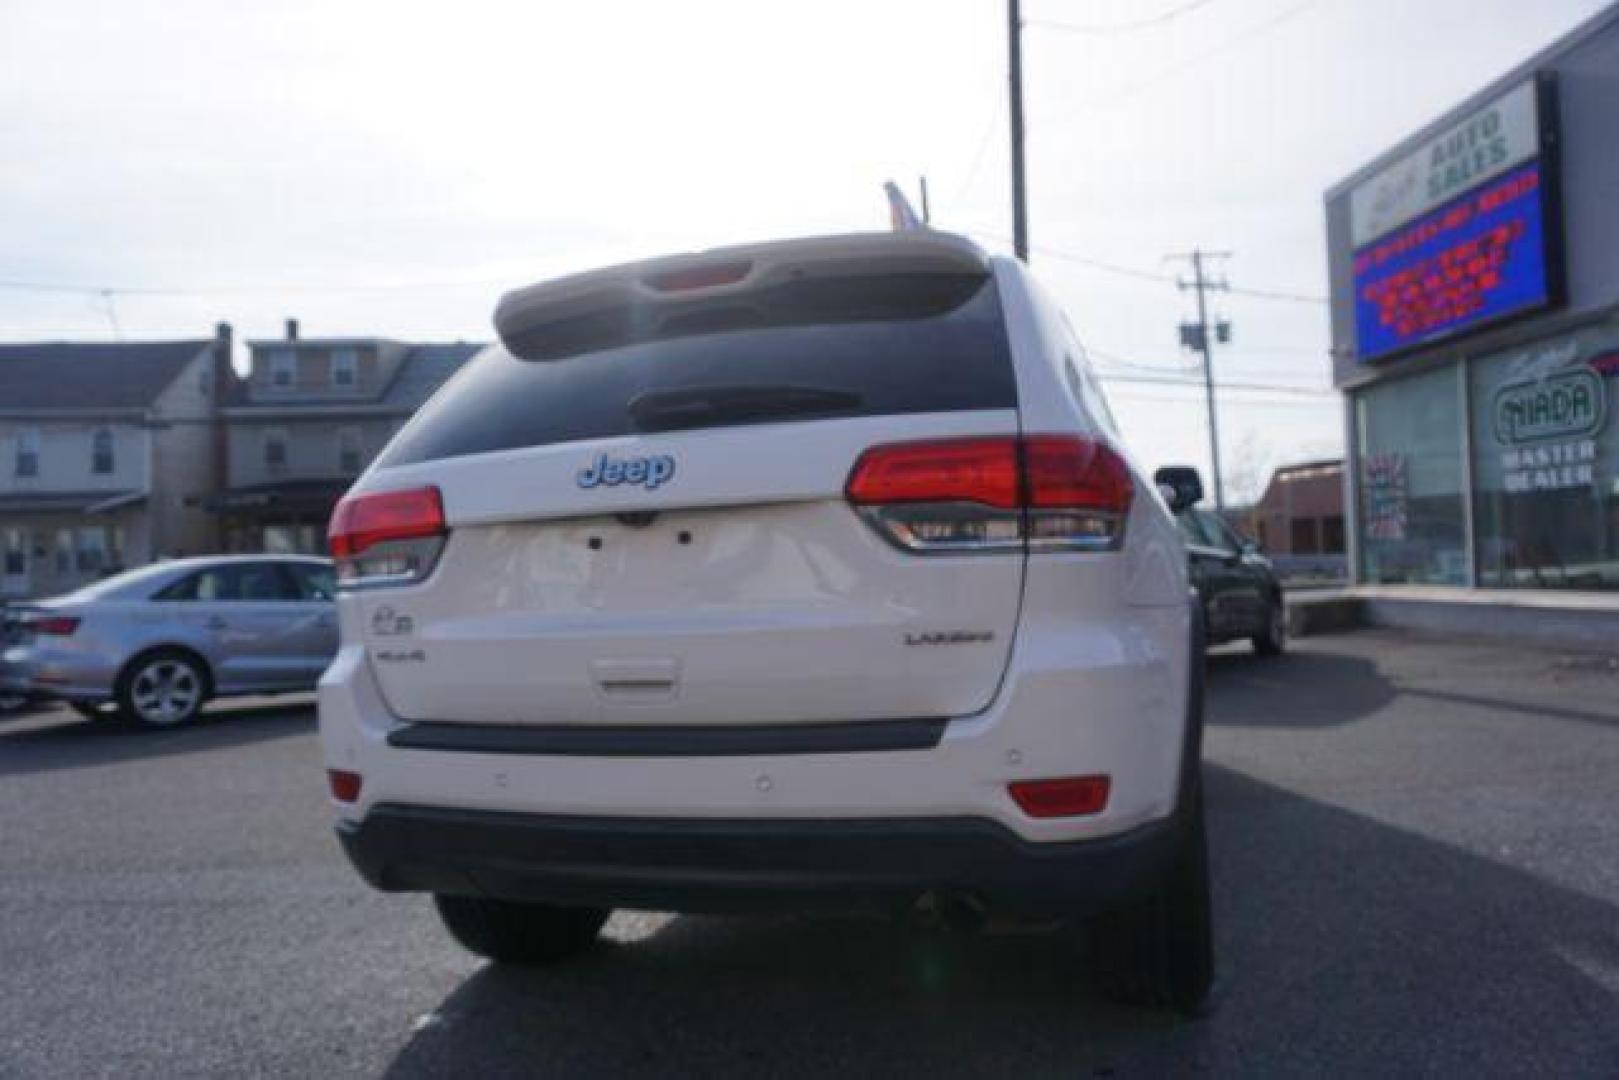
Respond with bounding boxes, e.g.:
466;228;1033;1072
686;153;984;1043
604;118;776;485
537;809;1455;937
2;629;1617;1077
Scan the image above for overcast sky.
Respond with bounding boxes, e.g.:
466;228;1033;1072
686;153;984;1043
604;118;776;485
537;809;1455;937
1;0;1610;499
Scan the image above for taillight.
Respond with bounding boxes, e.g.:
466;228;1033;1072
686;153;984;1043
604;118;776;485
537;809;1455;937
845;435;1133;554
328;486;447;588
25;614;80;636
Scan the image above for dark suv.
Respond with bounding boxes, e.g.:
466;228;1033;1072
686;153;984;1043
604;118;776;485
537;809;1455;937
1157;467;1286;656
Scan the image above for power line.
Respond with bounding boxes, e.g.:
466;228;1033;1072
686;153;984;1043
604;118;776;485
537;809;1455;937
1087;346;1199;375
945;92;1005;213
1224;282;1327;305
963;229;1324;302
1025;0;1217;36
1035;0;1326;124
1107;388;1336;410
0;275;515;297
1096;371;1332;397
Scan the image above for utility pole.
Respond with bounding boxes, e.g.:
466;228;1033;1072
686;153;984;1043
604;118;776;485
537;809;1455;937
1170;250;1233;510
1008;0;1028;261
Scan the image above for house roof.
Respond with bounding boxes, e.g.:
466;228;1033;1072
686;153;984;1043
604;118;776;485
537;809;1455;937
379;342;484;409
222;341;482;412
0;341;209;411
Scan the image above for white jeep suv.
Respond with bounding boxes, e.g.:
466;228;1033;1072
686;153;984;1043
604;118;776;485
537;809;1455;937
319;231;1211;1012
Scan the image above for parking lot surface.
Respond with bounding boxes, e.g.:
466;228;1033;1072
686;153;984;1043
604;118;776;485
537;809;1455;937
2;629;1617;1077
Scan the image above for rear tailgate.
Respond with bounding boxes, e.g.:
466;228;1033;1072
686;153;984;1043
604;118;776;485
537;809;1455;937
339;234;1026;728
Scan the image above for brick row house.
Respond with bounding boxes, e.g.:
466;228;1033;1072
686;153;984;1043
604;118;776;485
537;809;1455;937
0;324;480;598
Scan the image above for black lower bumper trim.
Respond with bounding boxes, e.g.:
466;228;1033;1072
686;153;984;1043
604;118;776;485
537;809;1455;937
337;804;1181;919
386;717;948;757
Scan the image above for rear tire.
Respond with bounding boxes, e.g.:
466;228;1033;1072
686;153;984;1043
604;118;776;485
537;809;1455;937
1093;788;1215;1015
434;895;609;965
1252;598;1286;657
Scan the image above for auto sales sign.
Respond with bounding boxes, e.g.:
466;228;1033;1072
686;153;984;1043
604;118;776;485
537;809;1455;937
1349;77;1564;363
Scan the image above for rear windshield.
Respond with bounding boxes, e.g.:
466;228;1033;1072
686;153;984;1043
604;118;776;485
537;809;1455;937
379;272;1016;467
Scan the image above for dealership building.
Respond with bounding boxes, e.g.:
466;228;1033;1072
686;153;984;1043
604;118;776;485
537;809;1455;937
1326;6;1619;606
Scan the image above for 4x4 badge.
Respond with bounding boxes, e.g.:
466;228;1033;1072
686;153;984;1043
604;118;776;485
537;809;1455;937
577;452;676;491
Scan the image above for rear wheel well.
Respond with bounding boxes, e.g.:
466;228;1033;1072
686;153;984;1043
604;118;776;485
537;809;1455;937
117;645;215;701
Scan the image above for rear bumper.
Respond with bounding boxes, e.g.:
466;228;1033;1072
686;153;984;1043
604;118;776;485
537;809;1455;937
1;645;114;703
337;803;1182;919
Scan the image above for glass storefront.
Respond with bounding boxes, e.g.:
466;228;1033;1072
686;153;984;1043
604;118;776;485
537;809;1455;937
1469;319;1619;590
1353;315;1619;592
1355;366;1468;584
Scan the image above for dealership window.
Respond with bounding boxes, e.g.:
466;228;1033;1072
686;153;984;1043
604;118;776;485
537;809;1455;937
14;429;39;477
332;349;358;387
269;350;296;388
264;428;288;470
1355;365;1468;584
54;529;72;574
1469;320;1619;591
91;428;115;474
337;427;363;473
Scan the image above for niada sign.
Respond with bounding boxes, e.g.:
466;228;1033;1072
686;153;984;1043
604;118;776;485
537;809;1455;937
1493;368;1605;444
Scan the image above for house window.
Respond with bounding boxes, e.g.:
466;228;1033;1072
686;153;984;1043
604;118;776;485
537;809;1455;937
269;350;296;389
1290;517;1320;555
3;528;25;576
14;429;40;477
75;528;108;573
332;349;358;387
91;428;115;475
1322;515;1346;556
264;428;288;470
337;428;363;473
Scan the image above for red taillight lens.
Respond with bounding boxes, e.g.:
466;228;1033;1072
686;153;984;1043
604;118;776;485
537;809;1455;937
1008;775;1111;818
327;769;363;803
846;437;1021;509
1021;435;1134;511
329;486;444;559
845;435;1133;554
328;486;447;587
27;615;80;636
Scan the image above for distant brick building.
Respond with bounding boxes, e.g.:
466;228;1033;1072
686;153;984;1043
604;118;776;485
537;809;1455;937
1243;459;1346;557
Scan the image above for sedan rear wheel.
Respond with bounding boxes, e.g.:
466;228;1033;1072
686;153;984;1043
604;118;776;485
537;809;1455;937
117;651;208;727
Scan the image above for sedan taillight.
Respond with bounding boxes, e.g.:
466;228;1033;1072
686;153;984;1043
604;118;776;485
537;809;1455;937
24;614;80;636
328;486;447;588
845;435;1133;554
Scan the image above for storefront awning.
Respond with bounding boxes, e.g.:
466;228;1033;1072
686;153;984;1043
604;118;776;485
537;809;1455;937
0;491;145;515
207;480;350;515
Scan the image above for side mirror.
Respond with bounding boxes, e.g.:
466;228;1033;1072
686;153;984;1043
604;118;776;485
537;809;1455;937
1153;466;1204;513
1241;538;1260;556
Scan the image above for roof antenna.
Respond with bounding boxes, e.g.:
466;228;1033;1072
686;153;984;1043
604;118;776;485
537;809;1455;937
95;288;123;341
884;181;925;232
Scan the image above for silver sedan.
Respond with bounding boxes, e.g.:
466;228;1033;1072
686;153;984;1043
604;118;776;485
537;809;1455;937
0;555;338;727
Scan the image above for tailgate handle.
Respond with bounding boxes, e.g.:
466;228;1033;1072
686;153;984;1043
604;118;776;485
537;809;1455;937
590;659;679;698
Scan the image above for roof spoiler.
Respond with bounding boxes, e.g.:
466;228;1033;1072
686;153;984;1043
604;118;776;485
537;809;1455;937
493;231;988;361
